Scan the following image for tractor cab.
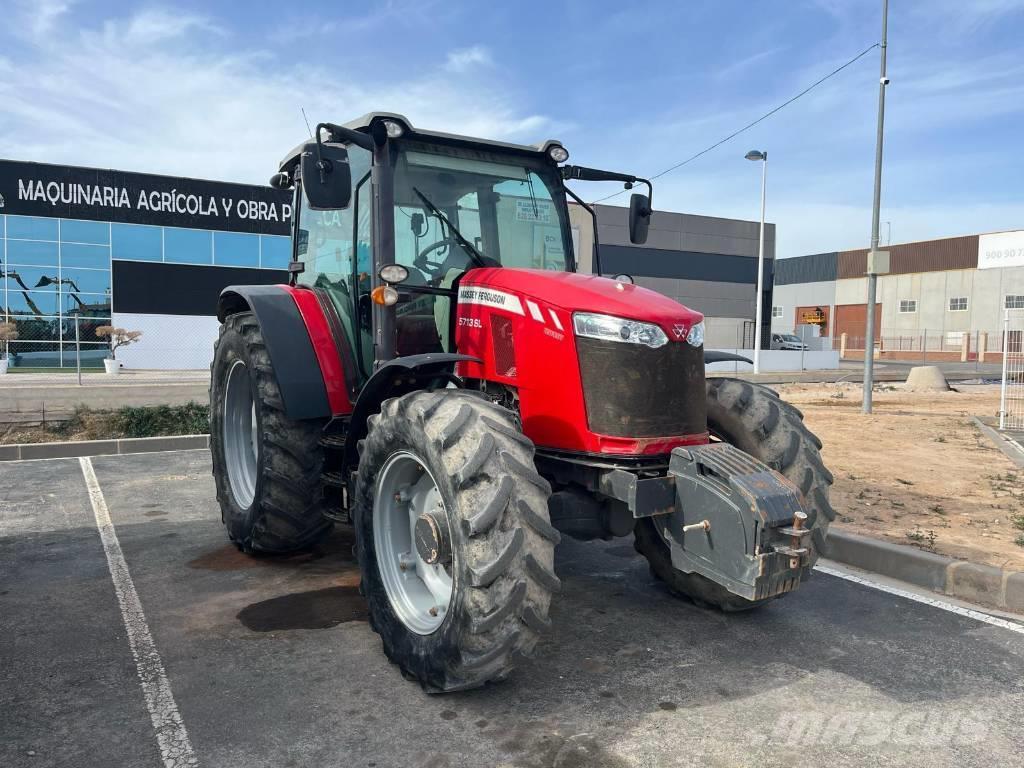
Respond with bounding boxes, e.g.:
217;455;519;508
275;113;650;384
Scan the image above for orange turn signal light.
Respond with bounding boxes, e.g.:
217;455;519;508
371;285;399;306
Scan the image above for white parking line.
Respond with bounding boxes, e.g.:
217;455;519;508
815;563;1024;635
79;457;199;768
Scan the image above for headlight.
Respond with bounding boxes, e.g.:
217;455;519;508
548;145;569;163
573;312;668;349
383;119;405;138
686;321;704;347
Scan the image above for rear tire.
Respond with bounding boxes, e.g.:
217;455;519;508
210;312;332;553
634;377;835;611
354;389;559;692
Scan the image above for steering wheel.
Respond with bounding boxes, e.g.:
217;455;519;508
414;239;460;284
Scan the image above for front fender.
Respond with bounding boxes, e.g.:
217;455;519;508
218;284;339;421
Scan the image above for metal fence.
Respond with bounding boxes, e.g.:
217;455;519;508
999;311;1024;431
0;312;214;384
838;329;1006;369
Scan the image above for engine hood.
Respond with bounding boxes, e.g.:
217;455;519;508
460;268;703;334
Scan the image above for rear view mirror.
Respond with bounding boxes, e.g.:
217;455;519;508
629;193;651;244
301;142;352;210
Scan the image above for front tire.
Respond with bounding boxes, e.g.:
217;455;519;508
634;377;835;611
354;390;559;692
210;312;332;553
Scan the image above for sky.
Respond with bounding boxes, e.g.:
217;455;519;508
1;0;1023;259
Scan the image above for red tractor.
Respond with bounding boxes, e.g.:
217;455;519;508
210;113;834;692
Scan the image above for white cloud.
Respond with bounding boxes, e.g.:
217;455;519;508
0;9;551;184
444;46;492;73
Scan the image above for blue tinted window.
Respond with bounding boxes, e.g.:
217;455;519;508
6;239;59;266
3;266;60;292
61;219;110;245
214;231;259;267
4;290;60;315
63;292;111;315
7;215;59;241
61;243;110;269
61;267;110;294
261;235;290;269
111;223;162;262
164;228;212;265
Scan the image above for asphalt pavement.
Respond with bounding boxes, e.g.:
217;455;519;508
2;450;1023;768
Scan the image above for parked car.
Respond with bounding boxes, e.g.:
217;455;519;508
771;333;809;351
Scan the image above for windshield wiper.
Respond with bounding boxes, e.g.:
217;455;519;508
411;186;488;269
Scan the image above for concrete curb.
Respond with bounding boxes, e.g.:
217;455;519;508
972;416;1024;469
827;528;1024;613
0;434;210;461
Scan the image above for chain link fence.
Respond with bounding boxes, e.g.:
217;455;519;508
0;312;214;384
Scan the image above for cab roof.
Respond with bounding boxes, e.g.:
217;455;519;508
278;112;565;172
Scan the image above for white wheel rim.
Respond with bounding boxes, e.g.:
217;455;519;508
373;451;454;635
223;359;258;509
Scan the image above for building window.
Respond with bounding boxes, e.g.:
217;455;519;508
213;231;259;268
164;227;212;265
2;216;111;369
948;297;968;312
898;299;917;313
771;306;784;319
1006;295;1024;310
260;235;290;269
112;223;163;262
6;215;59;241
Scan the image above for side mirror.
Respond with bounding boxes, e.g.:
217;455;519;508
628;193;651;245
300;142;352;210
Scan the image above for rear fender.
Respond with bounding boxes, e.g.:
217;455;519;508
342;353;480;472
217;285;351;420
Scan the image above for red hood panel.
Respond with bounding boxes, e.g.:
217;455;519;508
460;268;703;332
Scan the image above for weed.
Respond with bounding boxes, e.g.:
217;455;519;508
929;503;946;515
933;435;947;443
1012;513;1024;532
1016;535;1024;548
906;526;938;551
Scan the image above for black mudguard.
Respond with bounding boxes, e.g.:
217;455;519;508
218;285;331;421
341;353;481;472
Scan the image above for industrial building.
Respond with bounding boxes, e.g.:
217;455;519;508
0;159;291;368
771;230;1024;359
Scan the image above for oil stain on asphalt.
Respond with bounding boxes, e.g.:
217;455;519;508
237;586;368;631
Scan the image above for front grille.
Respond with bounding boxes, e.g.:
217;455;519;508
576;338;706;438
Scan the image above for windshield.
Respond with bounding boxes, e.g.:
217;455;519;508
781;334;802;342
392;141;573;285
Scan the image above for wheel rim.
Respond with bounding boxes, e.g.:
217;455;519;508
223;359;258;509
373;451;454;635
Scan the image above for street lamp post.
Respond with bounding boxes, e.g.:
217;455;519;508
863;0;889;413
745;149;767;374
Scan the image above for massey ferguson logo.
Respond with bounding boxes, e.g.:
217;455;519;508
673;324;686;339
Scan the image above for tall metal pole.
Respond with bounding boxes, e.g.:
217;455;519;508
75;315;82;386
753;154;767;374
863;0;888;413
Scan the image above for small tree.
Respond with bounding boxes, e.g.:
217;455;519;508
0;322;18;360
96;326;142;360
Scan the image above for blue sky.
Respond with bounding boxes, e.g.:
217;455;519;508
2;0;1022;258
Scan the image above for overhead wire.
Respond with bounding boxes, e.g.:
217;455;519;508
588;42;881;204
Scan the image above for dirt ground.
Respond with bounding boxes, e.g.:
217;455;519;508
775;382;1024;570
